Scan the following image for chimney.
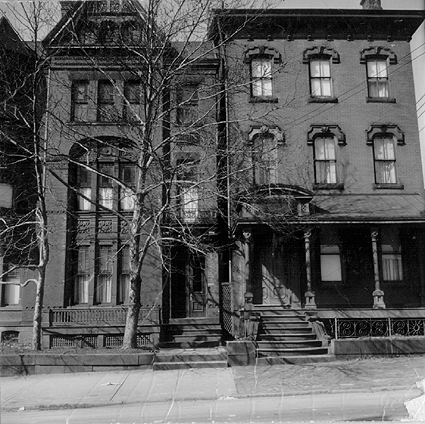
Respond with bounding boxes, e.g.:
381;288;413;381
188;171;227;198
360;0;383;9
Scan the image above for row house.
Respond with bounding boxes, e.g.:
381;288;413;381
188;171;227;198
211;1;425;339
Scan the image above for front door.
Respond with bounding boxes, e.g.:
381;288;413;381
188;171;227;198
170;250;206;318
257;237;303;307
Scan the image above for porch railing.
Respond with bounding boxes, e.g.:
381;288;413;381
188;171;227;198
48;306;161;326
323;317;425;339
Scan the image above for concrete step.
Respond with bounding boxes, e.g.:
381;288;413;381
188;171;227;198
159;340;221;349
153;360;228;370
261;327;314;335
261;322;312;330
155;348;226;363
257;340;323;349
259;333;317;340
257;346;329;356
260;315;307;322
256;354;335;366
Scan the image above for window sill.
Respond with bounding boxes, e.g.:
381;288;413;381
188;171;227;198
366;97;396;103
0;304;22;309
249;96;278;103
373;183;404;190
313;183;344;191
308;97;338;103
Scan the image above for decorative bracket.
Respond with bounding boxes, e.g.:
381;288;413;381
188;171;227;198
366;124;405;145
303;46;340;64
307;125;346;145
360;46;397;64
248;125;285;144
244;46;282;64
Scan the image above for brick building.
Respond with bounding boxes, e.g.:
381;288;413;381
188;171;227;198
1;0;425;351
211;2;425;341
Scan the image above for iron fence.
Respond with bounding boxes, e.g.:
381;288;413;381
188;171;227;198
323;317;425;339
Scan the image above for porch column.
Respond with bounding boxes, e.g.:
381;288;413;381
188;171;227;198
242;229;254;295
304;229;316;309
371;229;386;309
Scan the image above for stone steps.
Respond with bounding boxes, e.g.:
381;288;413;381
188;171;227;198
255;306;331;364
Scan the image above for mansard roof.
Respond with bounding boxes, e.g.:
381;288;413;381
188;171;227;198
209;8;425;42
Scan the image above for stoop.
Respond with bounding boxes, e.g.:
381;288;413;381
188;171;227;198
153;347;228;370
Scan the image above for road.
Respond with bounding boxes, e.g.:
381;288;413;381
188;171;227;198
2;388;417;423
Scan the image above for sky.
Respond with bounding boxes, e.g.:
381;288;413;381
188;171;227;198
1;0;424;182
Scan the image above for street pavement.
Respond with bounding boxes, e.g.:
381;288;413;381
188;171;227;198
1;355;425;423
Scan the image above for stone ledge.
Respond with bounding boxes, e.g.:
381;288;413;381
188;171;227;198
0;353;154;375
331;337;425;356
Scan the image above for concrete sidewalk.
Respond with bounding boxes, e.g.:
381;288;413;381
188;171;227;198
2;355;425;413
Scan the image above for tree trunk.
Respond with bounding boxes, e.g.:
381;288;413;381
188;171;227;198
31;267;45;350
122;274;142;349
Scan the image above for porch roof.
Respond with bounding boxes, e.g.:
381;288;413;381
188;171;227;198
310;193;425;223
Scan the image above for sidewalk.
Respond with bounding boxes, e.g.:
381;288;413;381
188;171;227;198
2;355;425;412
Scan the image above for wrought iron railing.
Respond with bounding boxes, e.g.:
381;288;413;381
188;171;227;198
323;317;425;339
49;306;161;326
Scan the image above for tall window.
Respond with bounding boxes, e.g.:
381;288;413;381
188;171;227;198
367;59;389;98
97;246;113;303
77;166;92;211
97;80;117;122
252;135;277;185
310;58;332;98
251;58;272;97
320;229;342;283
123;80;141;122
373;136;396;184
118;246;130;304
381;229;403;282
98;163;114;208
119;163;136;211
314;136;337;184
71;80;89;122
1;265;20;306
177;159;198;223
177;85;199;125
74;247;90;304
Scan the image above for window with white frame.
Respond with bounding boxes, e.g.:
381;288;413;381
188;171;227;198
71;80;90;122
366;58;389;99
314;136;337;184
1;265;20;306
119;163;136;211
177;84;199;125
97;80;118;122
320;229;342;283
380;228;403;282
77;166;92;211
98;163;114;209
74;246;90;304
310;58;332;98
373;136;397;184
176;158;199;223
123;80;141;122
252;134;278;185
97;245;113;303
251;58;273;98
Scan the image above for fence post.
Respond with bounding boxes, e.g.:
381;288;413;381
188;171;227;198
388;317;392;337
334;317;338;339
